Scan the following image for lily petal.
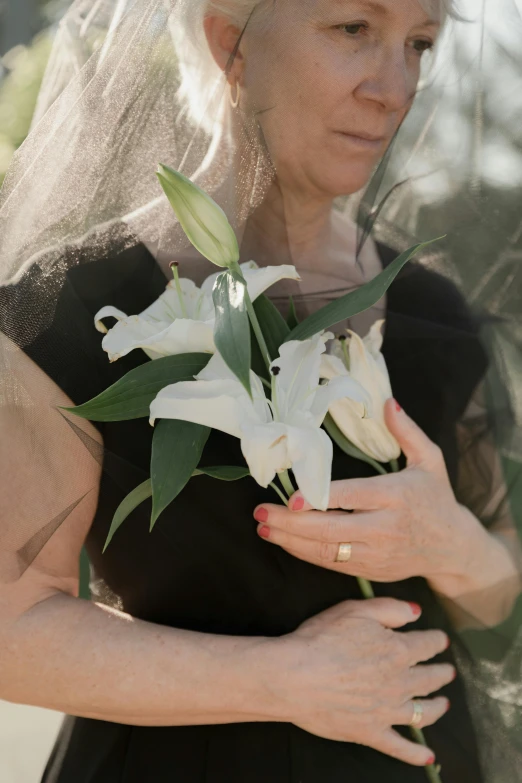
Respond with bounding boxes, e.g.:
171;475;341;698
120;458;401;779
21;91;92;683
286;424;333;511
329;397;401;462
240;422;290;488
241;263;301;302
150;379;255;437
310;375;369;426
274;334;333;418
101;318;215;362
95;306;129;334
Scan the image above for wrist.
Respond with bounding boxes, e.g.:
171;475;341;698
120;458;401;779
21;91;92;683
428;505;514;599
225;635;297;723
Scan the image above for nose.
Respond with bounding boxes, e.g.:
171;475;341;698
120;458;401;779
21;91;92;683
354;46;418;114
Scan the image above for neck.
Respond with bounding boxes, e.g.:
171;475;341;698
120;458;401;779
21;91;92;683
241;180;334;270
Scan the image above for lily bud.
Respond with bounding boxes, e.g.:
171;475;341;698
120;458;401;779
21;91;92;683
321;321;401;464
157;164;240;268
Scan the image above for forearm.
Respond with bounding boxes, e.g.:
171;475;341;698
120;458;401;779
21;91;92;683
1;592;286;726
428;507;522;630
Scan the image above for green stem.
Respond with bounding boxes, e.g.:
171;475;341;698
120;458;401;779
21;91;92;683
261;377;272;391
278;469;295;498
357;577;375;600
269;482;289;506
246;293;272;372
390;458;400;473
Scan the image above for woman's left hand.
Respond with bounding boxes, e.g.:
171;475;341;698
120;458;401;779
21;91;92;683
254;399;490;587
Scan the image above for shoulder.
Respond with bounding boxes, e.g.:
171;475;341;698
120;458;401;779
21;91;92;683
0;240;164;404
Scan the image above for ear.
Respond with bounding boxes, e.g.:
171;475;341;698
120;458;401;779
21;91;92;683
203;14;245;85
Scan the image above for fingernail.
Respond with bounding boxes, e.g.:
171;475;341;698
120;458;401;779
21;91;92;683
254;507;269;523
451;668;458;681
394;398;402;413
445;635;451;650
444;699;451;713
258;525;271;539
425;754;436;766
408;602;422;617
291;496;304;511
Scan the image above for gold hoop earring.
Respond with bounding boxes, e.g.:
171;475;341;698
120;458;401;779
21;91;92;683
229;81;241;109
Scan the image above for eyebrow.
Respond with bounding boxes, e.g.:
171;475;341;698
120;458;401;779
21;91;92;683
331;0;440;27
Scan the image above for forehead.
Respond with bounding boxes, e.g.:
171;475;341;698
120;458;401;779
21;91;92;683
312;0;440;24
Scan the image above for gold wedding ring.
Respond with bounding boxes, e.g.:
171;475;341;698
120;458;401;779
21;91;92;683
409;701;424;727
335;543;352;563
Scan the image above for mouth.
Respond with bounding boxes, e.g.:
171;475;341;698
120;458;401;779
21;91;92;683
336;131;387;149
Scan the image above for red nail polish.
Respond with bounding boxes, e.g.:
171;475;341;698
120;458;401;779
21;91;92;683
426;754;436;766
292;496;304;511
394;399;402;413
254;507;269;523
408;602;422;617
258;525;271;539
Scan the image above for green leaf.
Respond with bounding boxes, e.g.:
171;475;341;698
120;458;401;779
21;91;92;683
253;294;290;360
213;268;252;396
63;353;211;422
150;420;210;529
323;414;388;475
285;239;443;342
103;479;153;552
194;465;251;481
286;296;299;330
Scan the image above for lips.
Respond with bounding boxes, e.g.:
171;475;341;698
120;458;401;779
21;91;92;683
340;131;386;142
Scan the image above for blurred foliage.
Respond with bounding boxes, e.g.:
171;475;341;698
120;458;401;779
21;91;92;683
0;32;52;184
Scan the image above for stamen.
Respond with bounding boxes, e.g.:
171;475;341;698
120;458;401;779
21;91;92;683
339;334;351;370
169;260;188;318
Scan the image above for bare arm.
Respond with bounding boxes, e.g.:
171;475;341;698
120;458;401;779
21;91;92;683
0;340;453;767
0;338;281;724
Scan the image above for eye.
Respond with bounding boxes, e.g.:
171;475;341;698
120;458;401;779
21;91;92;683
411;38;434;55
338;23;368;36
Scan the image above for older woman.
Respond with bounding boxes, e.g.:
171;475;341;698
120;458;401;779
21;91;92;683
0;0;520;782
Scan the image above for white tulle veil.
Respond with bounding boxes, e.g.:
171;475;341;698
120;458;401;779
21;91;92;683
1;0;522;778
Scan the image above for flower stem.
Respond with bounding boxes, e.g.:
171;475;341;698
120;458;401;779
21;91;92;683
356;576;443;783
245;290;272;373
171;263;188;318
269;482;289;506
278;469;295;498
390;458;400;473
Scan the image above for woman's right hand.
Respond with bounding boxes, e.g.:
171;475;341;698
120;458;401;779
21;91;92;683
273;598;454;767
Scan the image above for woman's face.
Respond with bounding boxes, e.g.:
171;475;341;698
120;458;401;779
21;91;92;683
242;0;441;200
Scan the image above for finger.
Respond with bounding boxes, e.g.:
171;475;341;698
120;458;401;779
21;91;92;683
337;597;424;629
375;729;436;767
395;697;450;729
402;629;450;665
289;475;396;513
254;505;384;543
408;663;457;698
384;398;443;469
263;526;368;568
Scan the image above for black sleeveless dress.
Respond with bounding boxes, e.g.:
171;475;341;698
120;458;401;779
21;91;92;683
7;240;488;782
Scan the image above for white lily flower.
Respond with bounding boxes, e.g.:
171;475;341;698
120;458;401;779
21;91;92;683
95;261;300;363
320;320;401;463
150;334;369;510
157;164;239;267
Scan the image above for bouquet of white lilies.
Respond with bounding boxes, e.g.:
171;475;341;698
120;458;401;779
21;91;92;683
67;166;439;551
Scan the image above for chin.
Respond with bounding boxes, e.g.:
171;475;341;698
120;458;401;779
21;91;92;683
313;161;377;198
